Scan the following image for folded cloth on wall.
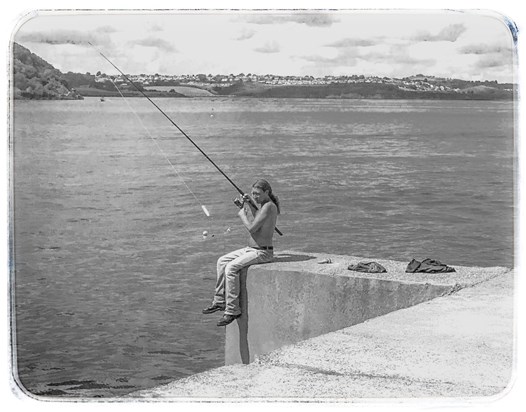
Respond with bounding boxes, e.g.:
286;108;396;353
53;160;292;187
405;258;456;273
348;262;387;273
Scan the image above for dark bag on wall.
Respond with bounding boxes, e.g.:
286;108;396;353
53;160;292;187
348;262;387;273
406;258;456;273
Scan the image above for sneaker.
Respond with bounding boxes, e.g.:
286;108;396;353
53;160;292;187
216;313;241;327
202;303;225;314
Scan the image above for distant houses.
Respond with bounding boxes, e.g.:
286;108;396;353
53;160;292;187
90;71;510;96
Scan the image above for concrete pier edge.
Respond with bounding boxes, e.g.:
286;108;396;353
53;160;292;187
129;251;514;401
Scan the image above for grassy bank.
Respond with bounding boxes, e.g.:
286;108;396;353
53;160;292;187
74;87;187;98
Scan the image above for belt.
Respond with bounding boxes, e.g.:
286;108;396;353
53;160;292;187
252;246;273;250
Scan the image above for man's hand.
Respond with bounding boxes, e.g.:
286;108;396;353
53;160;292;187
233;197;244;209
233;194;252;209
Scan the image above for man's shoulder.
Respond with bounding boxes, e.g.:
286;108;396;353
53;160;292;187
261;201;278;213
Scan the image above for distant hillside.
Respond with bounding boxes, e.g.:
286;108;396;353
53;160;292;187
62;71;187;98
213;81;514;100
12;42;514;101
12;43;82;100
456;85;511;98
143;85;215;97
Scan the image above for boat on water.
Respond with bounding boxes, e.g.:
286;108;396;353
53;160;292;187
100;97;105;102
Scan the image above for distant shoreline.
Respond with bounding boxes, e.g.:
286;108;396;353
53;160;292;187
65;82;519;101
13;83;515;101
20;85;512;101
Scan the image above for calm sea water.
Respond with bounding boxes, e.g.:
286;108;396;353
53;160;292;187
12;97;515;397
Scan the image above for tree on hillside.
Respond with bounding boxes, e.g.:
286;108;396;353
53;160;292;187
13;42;82;99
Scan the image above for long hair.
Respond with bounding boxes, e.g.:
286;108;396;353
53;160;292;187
252;179;280;214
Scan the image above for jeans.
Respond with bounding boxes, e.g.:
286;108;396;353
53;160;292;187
213;247;274;315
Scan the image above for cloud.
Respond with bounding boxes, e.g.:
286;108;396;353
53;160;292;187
236;28;256;41
247;13;338;27
301;53;358;66
254;41;280;53
325;38;378;48
300;37;381;66
459;42;513;71
299;43;435;72
299;46;361;66
412;23;466;42
459;43;510;55
15;29;102;46
129;37;177;52
292;14;339;27
368;44;435;66
437;24;466;41
148;23;163;32
97;26;117;34
476;55;508;68
366;52;435;67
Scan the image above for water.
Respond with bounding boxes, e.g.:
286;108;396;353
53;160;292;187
11;97;515;397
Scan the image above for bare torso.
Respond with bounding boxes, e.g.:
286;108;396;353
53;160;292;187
243;201;278;247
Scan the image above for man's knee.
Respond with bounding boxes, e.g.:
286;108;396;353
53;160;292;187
217;254;231;267
226;262;244;277
225;263;235;276
226;262;252;278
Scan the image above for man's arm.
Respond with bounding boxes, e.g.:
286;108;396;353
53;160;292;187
242;194;258;217
238;203;272;234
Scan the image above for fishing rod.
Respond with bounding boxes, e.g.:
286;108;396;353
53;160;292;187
109;78;211;218
89;42;283;236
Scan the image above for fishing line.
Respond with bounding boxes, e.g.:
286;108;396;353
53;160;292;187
110;78;235;241
109;81;239;241
88;41;283;236
109;79;210;218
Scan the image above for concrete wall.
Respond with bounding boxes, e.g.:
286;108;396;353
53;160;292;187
131;268;512;399
225;253;458;365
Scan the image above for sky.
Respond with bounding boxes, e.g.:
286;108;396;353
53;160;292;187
12;9;517;83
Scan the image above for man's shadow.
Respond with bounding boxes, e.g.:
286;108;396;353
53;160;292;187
271;252;316;263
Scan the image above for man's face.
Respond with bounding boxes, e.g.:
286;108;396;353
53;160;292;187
251;187;268;204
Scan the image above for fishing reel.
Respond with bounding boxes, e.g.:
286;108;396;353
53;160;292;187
232;197;244;209
233;194;252;209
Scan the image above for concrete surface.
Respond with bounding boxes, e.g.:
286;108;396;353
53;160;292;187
129;255;514;400
225;251;499;365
